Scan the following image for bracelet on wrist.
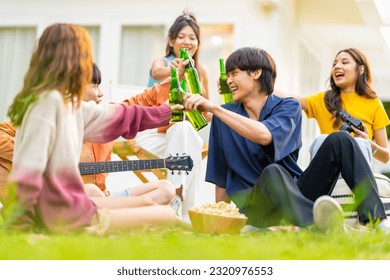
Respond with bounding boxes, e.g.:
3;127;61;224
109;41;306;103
372;146;378;155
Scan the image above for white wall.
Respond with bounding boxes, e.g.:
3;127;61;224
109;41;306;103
0;0;298;104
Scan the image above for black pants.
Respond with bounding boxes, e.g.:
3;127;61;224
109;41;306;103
232;132;386;228
298;131;385;223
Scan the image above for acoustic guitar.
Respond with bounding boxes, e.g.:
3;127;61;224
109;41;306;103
78;154;193;177
0;154;194;198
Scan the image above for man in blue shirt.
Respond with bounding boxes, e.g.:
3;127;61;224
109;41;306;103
183;47;389;232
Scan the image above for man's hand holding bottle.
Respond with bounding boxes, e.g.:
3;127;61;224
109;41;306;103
183;93;215;113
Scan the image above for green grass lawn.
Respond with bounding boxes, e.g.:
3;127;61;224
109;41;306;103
1;226;390;260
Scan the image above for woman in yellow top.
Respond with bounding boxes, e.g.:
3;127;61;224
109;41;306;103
280;48;390;163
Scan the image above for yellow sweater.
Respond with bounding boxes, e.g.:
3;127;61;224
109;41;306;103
305;92;390;139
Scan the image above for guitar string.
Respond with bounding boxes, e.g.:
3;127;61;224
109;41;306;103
79;159;165;174
78;157;191;175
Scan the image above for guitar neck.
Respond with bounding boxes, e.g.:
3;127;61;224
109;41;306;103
79;159;166;175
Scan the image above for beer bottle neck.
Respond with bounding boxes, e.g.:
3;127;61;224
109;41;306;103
219;58;226;74
170;68;180;88
180;48;194;68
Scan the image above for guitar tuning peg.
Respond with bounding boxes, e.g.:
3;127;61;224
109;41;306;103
178;171;182;175
176;153;179;156
171;170;174;175
186;171;189;175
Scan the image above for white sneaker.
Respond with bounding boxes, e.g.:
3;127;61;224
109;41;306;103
313;195;344;233
377;219;390;234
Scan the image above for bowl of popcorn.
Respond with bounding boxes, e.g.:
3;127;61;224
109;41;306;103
188;201;248;235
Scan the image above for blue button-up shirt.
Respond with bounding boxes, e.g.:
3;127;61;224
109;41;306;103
205;94;303;196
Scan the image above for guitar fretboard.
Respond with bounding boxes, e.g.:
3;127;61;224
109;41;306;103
79;159;166;175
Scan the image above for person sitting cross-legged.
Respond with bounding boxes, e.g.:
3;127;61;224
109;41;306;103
0;63;175;208
2;23;183;235
183;47;390;233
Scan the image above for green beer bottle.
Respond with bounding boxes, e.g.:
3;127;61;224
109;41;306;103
168;68;207;131
180;80;187;92
179;48;202;95
219;58;233;104
169;67;184;122
186;107;208;131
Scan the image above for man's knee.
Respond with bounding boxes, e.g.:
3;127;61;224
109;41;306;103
255;164;291;188
328;131;353;141
322;131;355;149
263;163;286;176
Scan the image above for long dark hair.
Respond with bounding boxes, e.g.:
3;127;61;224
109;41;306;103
165;10;201;68
92;63;102;85
324;48;377;128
